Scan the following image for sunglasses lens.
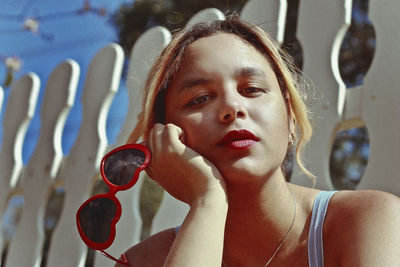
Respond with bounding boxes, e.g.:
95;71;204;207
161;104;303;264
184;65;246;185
104;148;146;186
78;198;117;243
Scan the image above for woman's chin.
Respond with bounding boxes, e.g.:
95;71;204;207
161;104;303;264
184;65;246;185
218;159;282;185
220;165;265;183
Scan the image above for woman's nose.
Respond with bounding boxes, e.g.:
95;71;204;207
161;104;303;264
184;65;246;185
218;92;247;123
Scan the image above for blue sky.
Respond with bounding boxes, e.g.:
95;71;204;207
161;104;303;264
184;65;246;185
0;0;133;163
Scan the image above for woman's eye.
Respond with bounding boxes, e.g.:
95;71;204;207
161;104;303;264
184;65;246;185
241;87;267;96
187;95;211;106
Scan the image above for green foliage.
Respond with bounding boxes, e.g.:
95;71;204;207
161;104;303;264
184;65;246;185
111;0;248;54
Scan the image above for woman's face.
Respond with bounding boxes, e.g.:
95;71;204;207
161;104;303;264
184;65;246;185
164;33;289;183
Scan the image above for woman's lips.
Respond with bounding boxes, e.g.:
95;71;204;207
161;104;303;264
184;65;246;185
218;130;259;149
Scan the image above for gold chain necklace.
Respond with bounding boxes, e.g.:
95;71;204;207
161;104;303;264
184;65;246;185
222;184;297;267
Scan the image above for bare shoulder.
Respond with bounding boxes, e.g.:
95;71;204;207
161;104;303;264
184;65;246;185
325;190;400;266
329;190;400;222
329;189;400;215
114;228;176;267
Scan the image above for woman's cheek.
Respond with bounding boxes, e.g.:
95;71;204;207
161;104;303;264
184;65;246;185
180;113;206;140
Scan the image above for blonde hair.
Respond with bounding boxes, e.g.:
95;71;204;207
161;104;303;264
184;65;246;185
128;16;314;181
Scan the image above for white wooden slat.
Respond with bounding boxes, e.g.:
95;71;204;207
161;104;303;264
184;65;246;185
5;60;79;267
116;26;171;145
291;0;352;189
46;43;124;267
355;0;400;195
185;8;225;28
0;73;40;259
0;73;40;194
332;0;352;120
241;0;287;44
340;86;365;131
94;27;171;267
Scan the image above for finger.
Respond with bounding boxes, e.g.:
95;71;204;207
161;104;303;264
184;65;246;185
164;124;186;153
165;123;186;144
148;124;161;168
146;125;162;181
168;123;184;138
149;123;162;152
153;123;166;153
174;124;186;144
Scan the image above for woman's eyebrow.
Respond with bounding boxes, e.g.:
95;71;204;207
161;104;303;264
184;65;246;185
179;78;212;93
178;67;267;93
235;66;267;78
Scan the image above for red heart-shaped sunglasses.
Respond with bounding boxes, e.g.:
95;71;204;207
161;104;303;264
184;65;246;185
76;144;151;265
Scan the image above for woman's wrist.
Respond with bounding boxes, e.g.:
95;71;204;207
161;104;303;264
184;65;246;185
190;189;228;213
165;188;227;267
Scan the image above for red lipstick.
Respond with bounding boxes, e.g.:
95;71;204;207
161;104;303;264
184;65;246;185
218;130;259;149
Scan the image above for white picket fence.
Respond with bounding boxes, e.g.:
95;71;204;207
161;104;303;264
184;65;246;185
1;0;400;266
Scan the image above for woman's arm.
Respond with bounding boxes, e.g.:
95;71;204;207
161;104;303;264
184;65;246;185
165;191;228;266
147;123;228;266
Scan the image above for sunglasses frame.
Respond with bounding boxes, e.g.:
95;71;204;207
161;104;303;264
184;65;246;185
76;143;151;265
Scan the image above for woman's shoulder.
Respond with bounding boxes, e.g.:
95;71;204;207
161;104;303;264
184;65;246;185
115;228;177;267
332;188;398;207
328;189;400;223
324;190;400;266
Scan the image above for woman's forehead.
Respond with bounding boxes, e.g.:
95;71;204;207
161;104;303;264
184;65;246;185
172;33;276;84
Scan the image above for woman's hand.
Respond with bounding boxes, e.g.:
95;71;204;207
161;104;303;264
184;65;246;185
146;123;227;206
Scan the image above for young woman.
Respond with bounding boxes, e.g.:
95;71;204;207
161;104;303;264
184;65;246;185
118;16;400;266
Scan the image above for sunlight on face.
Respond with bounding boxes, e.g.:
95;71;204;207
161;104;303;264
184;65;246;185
165;33;289;183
